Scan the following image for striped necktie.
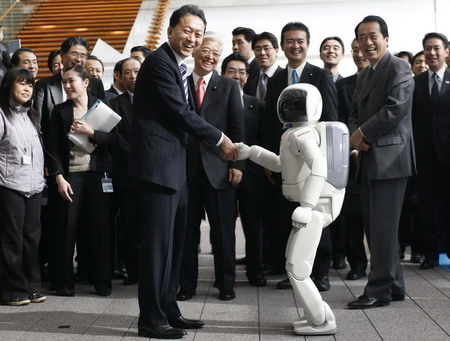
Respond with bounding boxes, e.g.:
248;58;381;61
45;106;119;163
180;63;188;102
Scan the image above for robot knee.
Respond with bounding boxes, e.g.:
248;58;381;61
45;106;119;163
286;261;312;281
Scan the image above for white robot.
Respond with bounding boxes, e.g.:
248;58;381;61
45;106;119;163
236;83;349;335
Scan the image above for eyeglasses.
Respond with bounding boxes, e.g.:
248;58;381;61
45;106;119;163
199;48;220;59
68;51;87;60
254;46;274;54
225;68;247;76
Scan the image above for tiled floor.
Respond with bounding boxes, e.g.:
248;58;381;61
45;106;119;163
1;220;449;340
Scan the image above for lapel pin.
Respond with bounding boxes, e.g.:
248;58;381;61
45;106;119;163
213;86;217;90
446;81;449;84
249;104;254;109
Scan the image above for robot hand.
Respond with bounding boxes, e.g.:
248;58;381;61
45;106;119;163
292;206;312;228
234;142;251;160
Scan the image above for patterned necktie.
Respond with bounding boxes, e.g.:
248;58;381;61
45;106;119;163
292;69;299;84
258;73;268;100
430;72;439;106
180;63;188;102
196;77;205;107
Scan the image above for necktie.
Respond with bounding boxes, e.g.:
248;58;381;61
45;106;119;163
258;73;268;100
292;69;299;84
367;66;374;81
430;72;439;107
196;77;205;107
180;63;188;102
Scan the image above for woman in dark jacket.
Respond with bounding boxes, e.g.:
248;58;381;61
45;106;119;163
48;65;115;297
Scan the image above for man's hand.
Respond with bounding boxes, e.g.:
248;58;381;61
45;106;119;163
228;168;243;185
220;134;238;161
350;129;370;152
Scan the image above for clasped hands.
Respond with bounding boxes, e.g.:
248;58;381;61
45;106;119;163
350;128;370;153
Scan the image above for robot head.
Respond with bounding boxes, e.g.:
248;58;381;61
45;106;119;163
277;83;323;124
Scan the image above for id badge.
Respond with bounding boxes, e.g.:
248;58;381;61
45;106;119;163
101;177;114;193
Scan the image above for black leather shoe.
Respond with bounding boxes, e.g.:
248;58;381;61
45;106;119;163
346;269;366;280
95;289;111;297
420;258;439;269
56;288;75;297
123;276;138;285
176;289;195;301
248;274;267;287
410;252;424;264
236;257;246;265
332;257;347;270
168;316;205;329
276;278;292;289
348;295;390;309
219;289;235;301
138;324;186;339
314;275;330;292
391;294;405;301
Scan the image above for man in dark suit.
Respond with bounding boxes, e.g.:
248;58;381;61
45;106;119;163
335;38;370;280
177;34;244;302
243;32;283;100
221;52;267;287
262;21;338;292
106;59;126;98
108;57;141;285
232;27;259;81
412;32;450;269
319;36;344;83
128;5;237;339
347;15;415;309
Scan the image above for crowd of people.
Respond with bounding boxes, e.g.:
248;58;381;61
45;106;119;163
0;3;449;339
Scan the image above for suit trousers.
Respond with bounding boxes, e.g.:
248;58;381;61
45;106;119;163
137;181;186;327
54;171;112;291
180;163;236;292
360;175;408;300
0;186;42;301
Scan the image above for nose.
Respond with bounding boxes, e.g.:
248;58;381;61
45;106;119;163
232;43;238;52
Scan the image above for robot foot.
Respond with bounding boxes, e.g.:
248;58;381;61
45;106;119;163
292;318;336;335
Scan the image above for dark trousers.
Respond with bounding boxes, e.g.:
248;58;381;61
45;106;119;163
237;187;265;276
138;181;186;327
361;176;408;300
54;171;112;291
180;164;236;292
0;186;42;301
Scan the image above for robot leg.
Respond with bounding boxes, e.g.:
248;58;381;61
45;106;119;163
285;210;336;335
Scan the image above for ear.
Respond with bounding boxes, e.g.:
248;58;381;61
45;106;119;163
167;26;173;39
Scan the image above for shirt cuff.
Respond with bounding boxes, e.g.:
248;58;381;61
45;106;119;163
216;132;224;146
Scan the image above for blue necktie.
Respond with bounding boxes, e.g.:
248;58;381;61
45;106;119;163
292;69;299;84
430;72;439;107
180;63;188;102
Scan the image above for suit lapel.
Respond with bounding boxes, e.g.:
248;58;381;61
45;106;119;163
188;75;199;112
361;52;390;100
440;69;450;98
200;73;218;118
300;63;313;83
49;73;64;105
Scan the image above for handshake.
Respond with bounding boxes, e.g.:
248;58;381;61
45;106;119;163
218;134;252;161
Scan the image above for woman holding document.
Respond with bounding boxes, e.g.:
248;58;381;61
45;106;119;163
48;65;116;297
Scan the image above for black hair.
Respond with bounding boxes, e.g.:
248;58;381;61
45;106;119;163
169;4;206;28
11;48;37;67
355;15;389;39
422;32;449;49
252;32;279;50
221;52;249;74
412;50;425;64
0;68;38;127
320;36;345;54
130;45;152;58
119;57;141;75
395;51;413;65
47;49;61;73
60;36;89;54
232;27;256;43
64;64;91;82
86;55;105;72
281;22;310;46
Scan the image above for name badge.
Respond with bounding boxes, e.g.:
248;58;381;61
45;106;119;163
101;172;114;193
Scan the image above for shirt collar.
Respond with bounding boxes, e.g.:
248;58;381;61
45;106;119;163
287;61;307;83
428;65;446;80
192;71;213;89
261;63;279;78
168;42;186;67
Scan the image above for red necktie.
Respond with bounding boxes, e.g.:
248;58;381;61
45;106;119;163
196;77;205;107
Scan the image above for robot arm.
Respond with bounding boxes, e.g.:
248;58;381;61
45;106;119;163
235;142;282;173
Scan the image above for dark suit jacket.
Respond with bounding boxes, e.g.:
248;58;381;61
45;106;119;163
35;72;105;145
262;62;338;153
243;66;283;98
348;51;415;180
128;42;222;191
187;73;245;190
47;95;116;176
248;58;260;82
336;73;357;124
240;94;266;191
412;69;450;169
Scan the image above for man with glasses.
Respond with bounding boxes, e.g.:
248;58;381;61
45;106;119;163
261;21;338;292
176;33;245;302
243;32;282;100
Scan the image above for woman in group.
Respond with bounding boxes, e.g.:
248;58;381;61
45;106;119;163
0;68;46;306
48;65;115;297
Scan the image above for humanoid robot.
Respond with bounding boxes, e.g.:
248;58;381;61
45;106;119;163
236;83;349;335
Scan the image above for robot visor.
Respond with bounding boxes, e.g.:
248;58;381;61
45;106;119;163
277;89;308;123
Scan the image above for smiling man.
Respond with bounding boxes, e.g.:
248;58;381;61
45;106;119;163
320;36;345;82
347;15;415;309
128;5;238;339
